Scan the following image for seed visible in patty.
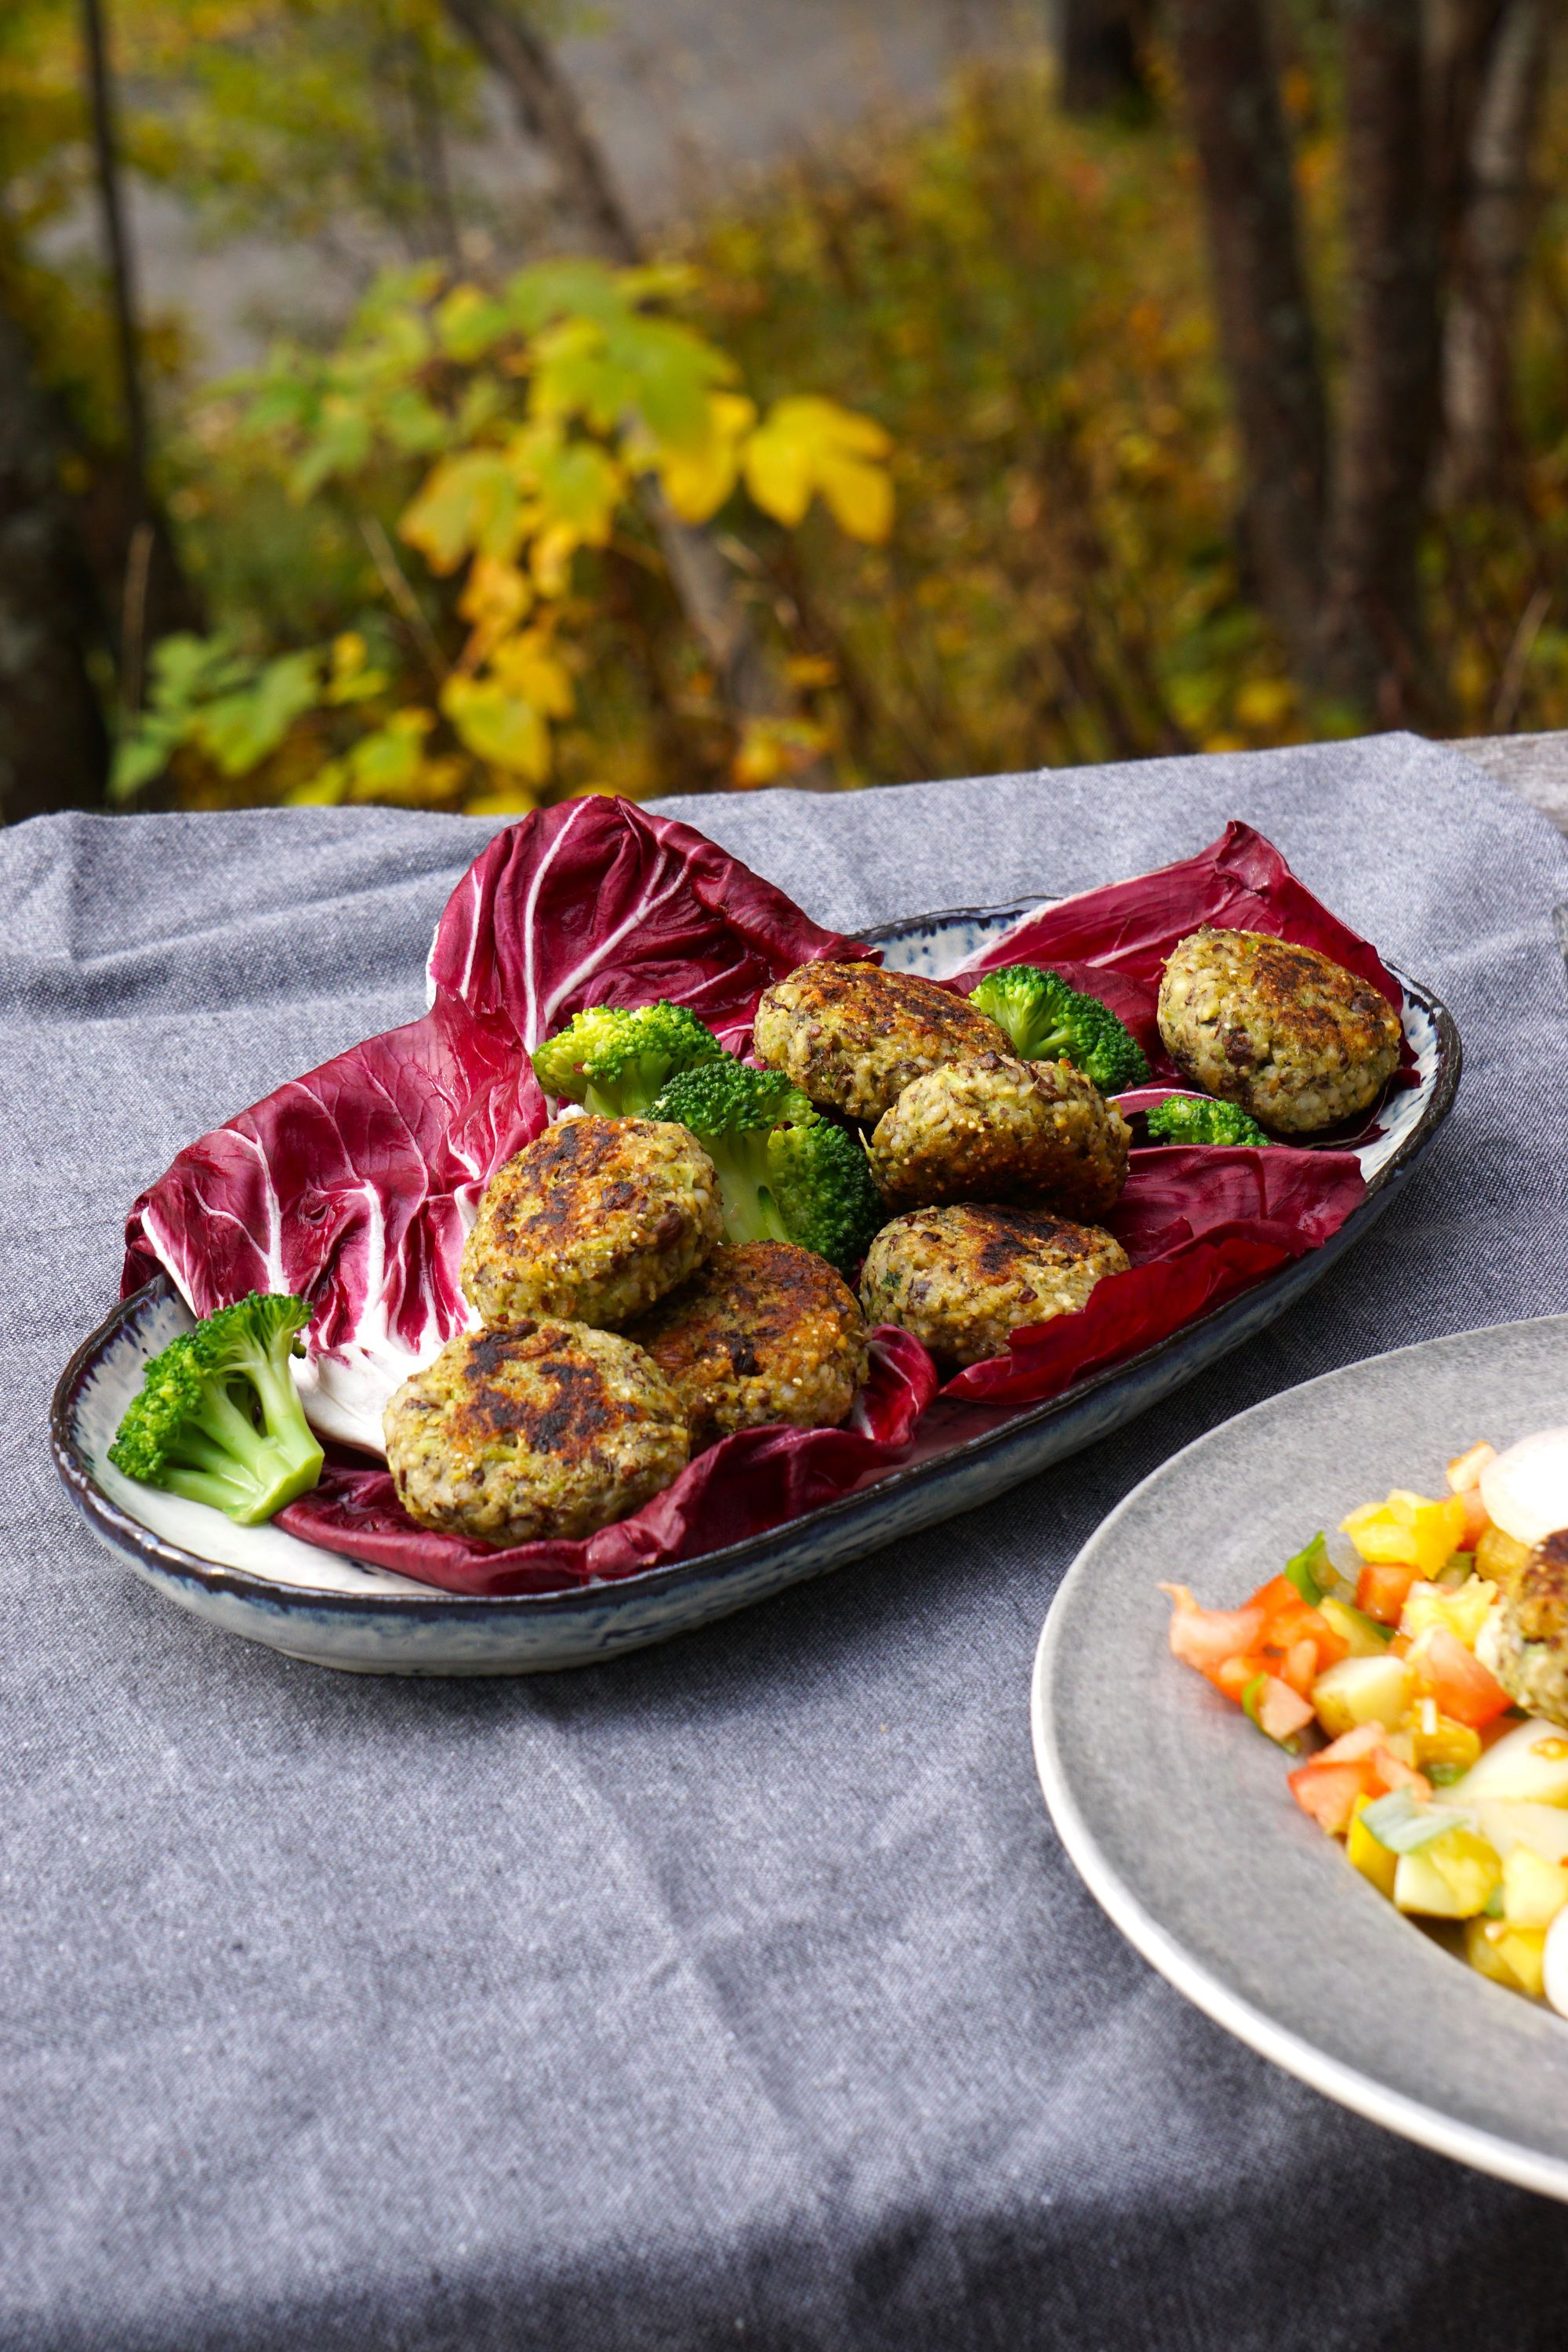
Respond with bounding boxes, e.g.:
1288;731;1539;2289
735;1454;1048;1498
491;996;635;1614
859;1202;1130;1367
384;1320;689;1545
1478;1527;1568;1728
461;1115;723;1332
627;1240;867;1449
869;1050;1130;1221
751;960;1011;1124
1156;927;1403;1134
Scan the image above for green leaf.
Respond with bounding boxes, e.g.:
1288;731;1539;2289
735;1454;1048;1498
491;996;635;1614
195;651;324;775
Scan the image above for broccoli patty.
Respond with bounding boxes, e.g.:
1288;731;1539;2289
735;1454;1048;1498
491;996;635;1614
1477;1528;1568;1727
869;1050;1131;1220
1156;927;1402;1134
384;1321;689;1545
859;1203;1130;1367
751;960;1011;1124
627;1240;867;1450
462;1116;723;1331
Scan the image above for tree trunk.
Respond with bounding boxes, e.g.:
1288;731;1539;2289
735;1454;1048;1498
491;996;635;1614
1318;0;1445;723
0;307;109;824
1059;0;1149;114
1167;0;1328;678
80;0;201;706
1439;0;1552;503
437;0;827;775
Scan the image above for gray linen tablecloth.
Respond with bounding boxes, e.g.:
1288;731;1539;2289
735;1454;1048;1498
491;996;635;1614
6;733;1568;2352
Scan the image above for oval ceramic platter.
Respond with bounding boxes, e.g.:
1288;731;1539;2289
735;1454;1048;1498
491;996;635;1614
1033;1313;1568;2199
53;900;1457;1677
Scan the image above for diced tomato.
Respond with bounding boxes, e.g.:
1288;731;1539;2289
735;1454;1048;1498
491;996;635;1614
1414;1627;1512;1730
1250;1675;1315;1744
1288;1758;1374;1835
1245;1575;1349;1672
1213;1651;1269;1701
1318;1722;1389;1762
1159;1585;1267;1678
1368;1747;1432;1799
1281;1635;1320;1697
1356;1560;1417;1626
1456;1488;1491;1548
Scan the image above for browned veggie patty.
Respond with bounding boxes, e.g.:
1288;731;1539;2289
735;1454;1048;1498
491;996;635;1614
461;1115;723;1331
1156;927;1402;1135
869;1050;1130;1221
751;960;1011;1124
384;1321;689;1545
859;1202;1129;1367
1478;1528;1568;1728
627;1240;867;1450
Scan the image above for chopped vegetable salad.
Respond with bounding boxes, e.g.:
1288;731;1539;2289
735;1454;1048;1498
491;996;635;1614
1162;1440;1568;2013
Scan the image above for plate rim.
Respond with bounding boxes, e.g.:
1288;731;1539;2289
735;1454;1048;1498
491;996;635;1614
50;907;1460;1620
1030;1308;1568;2204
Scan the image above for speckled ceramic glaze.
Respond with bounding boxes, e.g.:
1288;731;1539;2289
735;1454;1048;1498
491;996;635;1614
52;900;1457;1676
1033;1313;1568;2199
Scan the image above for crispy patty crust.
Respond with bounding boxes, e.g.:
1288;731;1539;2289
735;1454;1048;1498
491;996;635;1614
627;1240;867;1450
462;1115;723;1331
1477;1528;1568;1727
869;1049;1131;1221
1156;927;1402;1134
751;960;1011;1124
384;1321;689;1545
858;1202;1129;1367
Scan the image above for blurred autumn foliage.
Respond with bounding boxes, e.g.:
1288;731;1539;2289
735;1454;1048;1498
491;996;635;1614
3;2;1568;818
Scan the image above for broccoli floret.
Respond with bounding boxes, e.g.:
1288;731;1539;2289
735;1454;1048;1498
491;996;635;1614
967;964;1149;1094
532;1000;723;1117
648;1058;808;1247
1145;1094;1273;1147
767;1117;886;1275
108;1291;325;1525
654;1058;885;1272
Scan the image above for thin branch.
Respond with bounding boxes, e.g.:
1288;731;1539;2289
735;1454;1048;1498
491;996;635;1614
360;515;451;682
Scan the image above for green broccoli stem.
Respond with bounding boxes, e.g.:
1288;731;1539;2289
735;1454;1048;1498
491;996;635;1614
711;1133;793;1247
181;1360;324;1525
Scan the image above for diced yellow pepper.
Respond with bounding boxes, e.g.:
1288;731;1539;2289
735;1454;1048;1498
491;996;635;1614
1341;1492;1467;1577
1399;1576;1498;1652
1347;1798;1398;1898
1311;1652;1412;1738
1318;1596;1392;1658
1394;1828;1501;1918
1502;1846;1568;1932
1494;1926;1548;1998
1475;1525;1531;1584
1465;1915;1526;1989
1406;1698;1482;1775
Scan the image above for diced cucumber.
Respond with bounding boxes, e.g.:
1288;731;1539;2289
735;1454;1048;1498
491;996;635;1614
1311;1652;1411;1738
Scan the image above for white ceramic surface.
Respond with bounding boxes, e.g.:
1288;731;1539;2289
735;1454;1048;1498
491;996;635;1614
1033;1313;1568;2199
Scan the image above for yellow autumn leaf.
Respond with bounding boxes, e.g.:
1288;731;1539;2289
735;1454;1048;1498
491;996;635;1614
656;391;757;524
742;397;893;543
441;674;551;779
458;557;533;662
488;627;575;720
401;452;521;573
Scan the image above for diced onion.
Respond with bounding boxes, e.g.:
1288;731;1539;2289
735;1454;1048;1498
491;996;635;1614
1479;1428;1568;1549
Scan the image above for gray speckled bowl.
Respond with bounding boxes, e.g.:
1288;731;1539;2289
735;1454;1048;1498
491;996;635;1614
52;899;1457;1676
1033;1312;1568;2198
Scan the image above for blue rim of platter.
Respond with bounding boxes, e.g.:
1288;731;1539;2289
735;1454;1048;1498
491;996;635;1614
49;900;1461;1668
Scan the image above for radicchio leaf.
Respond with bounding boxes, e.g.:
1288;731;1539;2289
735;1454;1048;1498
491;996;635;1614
123;796;874;1447
122;804;1390;1597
